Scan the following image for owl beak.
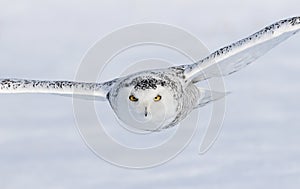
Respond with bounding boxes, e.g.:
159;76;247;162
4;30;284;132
144;106;148;117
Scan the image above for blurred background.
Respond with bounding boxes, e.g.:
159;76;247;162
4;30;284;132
0;0;299;188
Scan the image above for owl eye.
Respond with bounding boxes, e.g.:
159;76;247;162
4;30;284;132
153;95;162;102
129;95;138;102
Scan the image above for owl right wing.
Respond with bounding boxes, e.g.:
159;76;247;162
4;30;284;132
0;78;117;101
195;87;229;108
182;16;300;83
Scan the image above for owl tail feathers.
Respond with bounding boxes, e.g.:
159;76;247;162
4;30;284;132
195;87;230;108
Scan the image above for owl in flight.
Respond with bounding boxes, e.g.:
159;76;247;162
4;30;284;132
1;17;299;131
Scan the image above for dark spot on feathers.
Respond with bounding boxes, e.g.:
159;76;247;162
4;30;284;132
134;78;166;90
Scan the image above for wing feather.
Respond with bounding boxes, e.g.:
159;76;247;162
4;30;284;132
184;16;300;83
0;78;117;101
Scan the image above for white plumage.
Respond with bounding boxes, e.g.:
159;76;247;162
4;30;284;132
1;17;299;130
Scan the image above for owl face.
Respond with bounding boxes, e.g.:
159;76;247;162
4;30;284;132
109;75;179;131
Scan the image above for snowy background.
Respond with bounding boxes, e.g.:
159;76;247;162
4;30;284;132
0;0;300;188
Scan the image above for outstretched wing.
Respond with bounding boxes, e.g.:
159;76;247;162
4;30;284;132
183;16;300;83
0;78;117;101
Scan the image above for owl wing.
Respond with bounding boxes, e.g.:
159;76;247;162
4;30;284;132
182;16;300;83
196;87;229;108
0;78;117;101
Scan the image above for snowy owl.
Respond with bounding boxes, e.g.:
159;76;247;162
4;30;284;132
1;17;299;131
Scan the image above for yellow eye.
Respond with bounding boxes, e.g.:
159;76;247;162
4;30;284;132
153;95;161;102
129;95;138;102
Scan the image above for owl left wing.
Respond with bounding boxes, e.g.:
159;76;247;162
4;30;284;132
0;78;117;101
182;16;300;83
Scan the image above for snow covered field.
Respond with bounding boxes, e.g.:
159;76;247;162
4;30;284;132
0;0;299;188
